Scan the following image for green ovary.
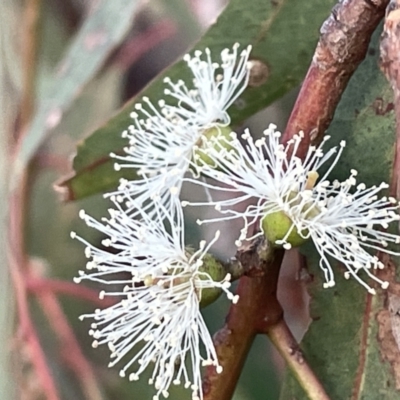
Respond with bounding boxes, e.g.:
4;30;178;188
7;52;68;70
198;253;227;308
194;125;234;168
261;192;321;248
145;252;227;309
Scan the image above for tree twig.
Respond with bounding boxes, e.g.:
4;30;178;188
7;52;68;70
9;0;102;400
201;2;391;397
35;280;103;400
26;277;116;308
19;0;42;131
267;319;330;400
8;0;60;396
282;0;389;155
9;199;60;400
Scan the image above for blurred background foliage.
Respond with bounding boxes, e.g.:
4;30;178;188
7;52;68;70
2;0;398;399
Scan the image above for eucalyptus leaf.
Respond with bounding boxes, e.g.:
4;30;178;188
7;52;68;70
13;0;143;186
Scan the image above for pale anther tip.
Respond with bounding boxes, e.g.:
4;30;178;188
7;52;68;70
381;281;389;289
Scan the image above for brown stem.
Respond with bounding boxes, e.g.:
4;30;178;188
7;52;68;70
8;236;60;400
26;277;116;308
19;0;42;131
201;3;389;397
203;240;284;400
35;281;103;400
282;0;388;155
380;0;400;198
11;0;106;394
267;320;330;400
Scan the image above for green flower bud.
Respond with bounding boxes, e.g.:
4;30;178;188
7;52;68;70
144;250;230;309
261;209;308;248
194;125;234;168
261;185;320;248
198;252;228;308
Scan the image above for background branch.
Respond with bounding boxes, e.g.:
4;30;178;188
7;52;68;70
8;0;62;397
19;0;42;131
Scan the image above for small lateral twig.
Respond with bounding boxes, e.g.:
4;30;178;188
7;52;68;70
9;261;59;400
35;280;103;400
282;0;389;155
201;3;389;398
26;277;116;308
267;320;330;400
19;0;42;131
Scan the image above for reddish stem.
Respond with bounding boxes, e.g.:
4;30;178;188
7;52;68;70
35;285;103;400
203;244;284;400
282;0;389;155
10;1;61;397
27;277;116;308
202;3;391;398
19;0;42;132
9;197;60;400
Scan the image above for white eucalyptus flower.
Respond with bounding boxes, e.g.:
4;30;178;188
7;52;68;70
108;44;252;217
183;124;400;293
71;201;236;400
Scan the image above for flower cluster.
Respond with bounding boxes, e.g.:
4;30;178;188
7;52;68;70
72;203;236;400
73;41;400;400
184;124;400;294
72;44;251;400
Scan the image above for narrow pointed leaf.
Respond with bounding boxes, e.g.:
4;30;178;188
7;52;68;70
13;0;142;185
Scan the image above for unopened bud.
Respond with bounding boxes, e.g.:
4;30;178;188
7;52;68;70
261;189;321;248
197;253;227;308
193;125;234;168
261;210;308;248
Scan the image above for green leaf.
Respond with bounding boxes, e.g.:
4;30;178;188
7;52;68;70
280;260;400;400
324;49;395;188
280;27;399;399
13;0;142;186
279;258;367;399
62;0;336;200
